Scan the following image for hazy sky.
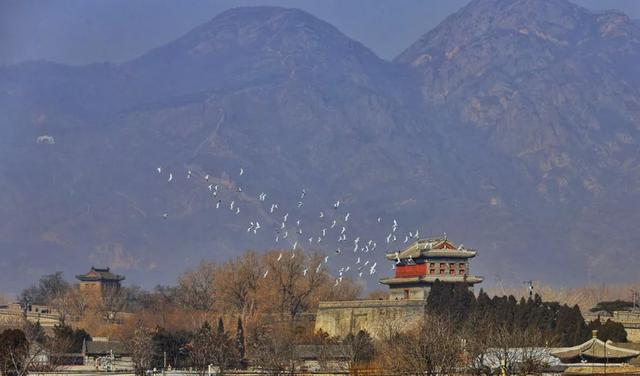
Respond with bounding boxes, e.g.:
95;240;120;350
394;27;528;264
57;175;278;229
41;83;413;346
1;0;640;65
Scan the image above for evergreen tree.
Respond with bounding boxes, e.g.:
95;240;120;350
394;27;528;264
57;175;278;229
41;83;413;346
588;319;628;342
52;324;91;353
235;317;246;369
152;327;190;369
217;317;225;337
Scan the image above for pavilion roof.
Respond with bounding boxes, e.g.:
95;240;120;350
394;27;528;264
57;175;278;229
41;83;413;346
551;337;640;362
75;267;125;282
385;236;477;261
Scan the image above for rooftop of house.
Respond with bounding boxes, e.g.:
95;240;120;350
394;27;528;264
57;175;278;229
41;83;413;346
75;266;125;282
385;235;477;261
82;338;129;356
551;334;640;362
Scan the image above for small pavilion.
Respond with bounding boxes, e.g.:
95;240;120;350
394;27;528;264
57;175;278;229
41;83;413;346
551;331;640;375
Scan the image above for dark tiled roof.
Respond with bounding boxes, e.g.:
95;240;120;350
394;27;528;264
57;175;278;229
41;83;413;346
76;267;125;282
84;340;129;356
385;238;477;261
294;345;350;360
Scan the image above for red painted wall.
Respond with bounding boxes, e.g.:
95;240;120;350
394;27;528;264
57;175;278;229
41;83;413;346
395;263;427;278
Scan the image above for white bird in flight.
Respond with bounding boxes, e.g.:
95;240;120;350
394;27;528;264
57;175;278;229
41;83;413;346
239;168;244;176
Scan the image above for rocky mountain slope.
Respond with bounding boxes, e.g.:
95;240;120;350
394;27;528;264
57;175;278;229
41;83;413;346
1;1;639;293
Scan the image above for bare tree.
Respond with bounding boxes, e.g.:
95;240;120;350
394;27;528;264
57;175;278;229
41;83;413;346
260;250;329;319
487;325;551;376
319;277;363;302
378;315;463;376
49;289;79;326
215;251;261;321
249;321;299;376
67;286;89;320
189;320;237;376
341;330;375;369
99;286;127;323
122;323;155;376
461;314;495;376
190;322;218;376
177;261;218;311
18;272;70;306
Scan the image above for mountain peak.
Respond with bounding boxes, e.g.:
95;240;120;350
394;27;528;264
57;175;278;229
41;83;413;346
139;6;377;63
400;0;639;68
121;5;386;104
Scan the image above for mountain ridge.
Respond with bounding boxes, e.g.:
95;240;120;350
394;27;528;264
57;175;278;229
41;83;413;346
1;1;639;294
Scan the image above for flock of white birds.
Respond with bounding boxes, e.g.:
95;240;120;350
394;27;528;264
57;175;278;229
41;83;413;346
156;166;426;287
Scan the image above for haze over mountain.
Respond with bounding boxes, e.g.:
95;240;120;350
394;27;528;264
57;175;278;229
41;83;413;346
1;0;639;295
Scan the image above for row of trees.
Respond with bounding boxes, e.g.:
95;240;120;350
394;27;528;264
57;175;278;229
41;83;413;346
426;280;627;345
8;251;631;375
15;249;364;337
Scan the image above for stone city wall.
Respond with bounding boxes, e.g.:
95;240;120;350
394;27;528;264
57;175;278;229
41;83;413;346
315;299;426;339
613;311;640;343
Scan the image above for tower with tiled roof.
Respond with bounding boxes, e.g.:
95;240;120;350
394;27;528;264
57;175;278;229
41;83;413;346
380;235;483;300
76;267;124;297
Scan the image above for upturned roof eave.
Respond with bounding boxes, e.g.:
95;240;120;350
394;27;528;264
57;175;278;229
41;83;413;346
75;275;125;282
550;338;640;360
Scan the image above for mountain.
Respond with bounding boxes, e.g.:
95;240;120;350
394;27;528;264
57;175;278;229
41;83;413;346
396;0;640;195
395;0;640;283
1;1;640;294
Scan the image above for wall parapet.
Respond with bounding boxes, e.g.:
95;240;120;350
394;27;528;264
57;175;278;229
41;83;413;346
318;299;426;309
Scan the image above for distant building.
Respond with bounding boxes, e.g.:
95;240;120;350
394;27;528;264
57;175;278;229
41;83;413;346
316;235;483;338
76;267;124;297
381;235;483;300
0;303;61;329
611;310;640;343
82;337;131;371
